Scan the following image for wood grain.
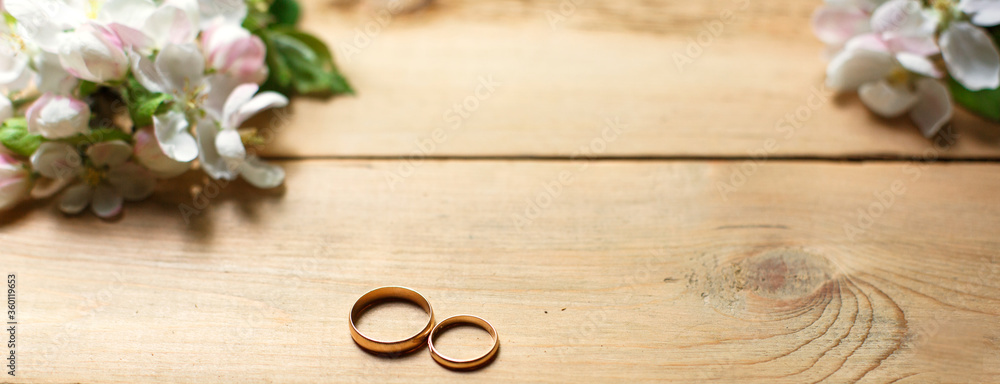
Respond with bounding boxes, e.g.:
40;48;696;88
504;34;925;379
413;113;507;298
256;0;1000;159
2;160;999;383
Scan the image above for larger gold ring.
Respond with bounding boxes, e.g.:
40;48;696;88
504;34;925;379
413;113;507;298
349;286;435;356
428;315;500;371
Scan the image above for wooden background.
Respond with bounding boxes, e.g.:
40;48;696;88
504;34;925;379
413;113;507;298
3;0;1000;382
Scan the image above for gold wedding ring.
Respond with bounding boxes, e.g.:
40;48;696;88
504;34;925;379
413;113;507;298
349;286;435;356
428;315;500;371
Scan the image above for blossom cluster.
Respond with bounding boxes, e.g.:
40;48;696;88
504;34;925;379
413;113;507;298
813;0;1000;136
0;0;349;217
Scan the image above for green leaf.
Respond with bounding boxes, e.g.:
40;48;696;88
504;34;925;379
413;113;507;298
122;78;174;127
61;128;133;147
78;80;100;98
0;118;42;157
134;93;174;127
260;28;354;97
949;77;1000;122
268;0;301;27
262;33;294;90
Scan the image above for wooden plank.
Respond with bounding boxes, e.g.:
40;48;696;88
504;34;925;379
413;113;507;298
2;160;999;383
257;0;1000;159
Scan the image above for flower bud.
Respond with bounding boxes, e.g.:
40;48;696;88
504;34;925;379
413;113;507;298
26;93;91;139
0;153;32;211
59;22;130;83
201;23;267;84
133;127;191;178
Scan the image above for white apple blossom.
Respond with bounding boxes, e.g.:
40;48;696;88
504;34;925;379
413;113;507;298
869;0;939;55
812;0;888;56
3;0;94;52
59;22;130;83
130;43;213;162
909;0;1000;91
198;83;287;189
30;141;155;218
26;93;91;139
108;0;201;53
0;0;352;214
827;42;952;137
0;153;32;211
202;22;267;85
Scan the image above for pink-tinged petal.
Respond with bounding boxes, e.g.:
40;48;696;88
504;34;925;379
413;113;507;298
896;52;942;78
154;44;205;95
196;118;238;180
941;22;1000;91
153;110;199;162
143;2;198;47
844;33;890;52
86;140;132;167
0;154;20;172
222;83;259;129
858;79;919;118
128;50;166;93
826;48;895;92
30;142;82;179
884;35;940;56
26;93;91;139
91;183;123;218
106;162;156;201
133;127;191;178
812;5;871;45
203;23;249;63
110;24;154;52
240;157;284;189
58;22;130;83
223;37;267;83
232;92;289;129
59;183;92;215
909;79;953;138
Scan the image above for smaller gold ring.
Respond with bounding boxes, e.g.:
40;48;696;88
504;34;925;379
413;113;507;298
349;286;435;356
428;315;500;371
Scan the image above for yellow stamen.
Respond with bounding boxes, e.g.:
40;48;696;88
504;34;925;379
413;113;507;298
239;128;267;146
887;67;911;87
87;0;103;19
83;168;105;186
